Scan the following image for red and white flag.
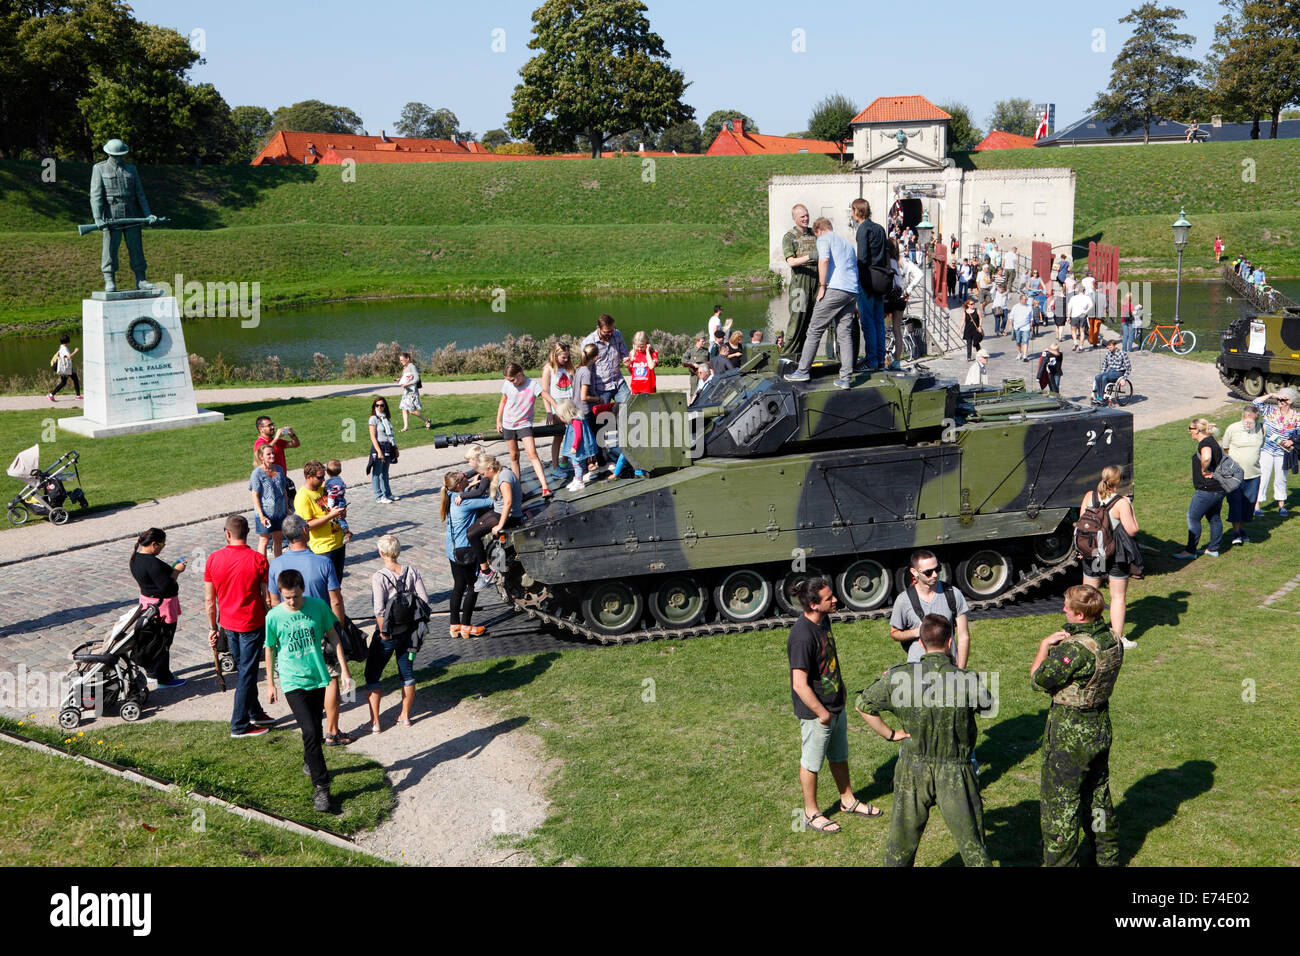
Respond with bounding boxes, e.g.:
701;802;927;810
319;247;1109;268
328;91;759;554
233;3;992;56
1033;109;1049;141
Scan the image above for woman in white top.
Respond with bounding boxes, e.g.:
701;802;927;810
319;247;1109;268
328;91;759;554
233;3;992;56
395;351;431;431
539;342;576;471
1079;465;1141;649
1221;405;1264;545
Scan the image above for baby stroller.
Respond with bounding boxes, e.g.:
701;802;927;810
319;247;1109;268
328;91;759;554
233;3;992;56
6;445;88;526
58;604;160;729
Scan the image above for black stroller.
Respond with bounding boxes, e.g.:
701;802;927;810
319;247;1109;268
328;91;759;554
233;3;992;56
6;445;89;526
58;604;163;729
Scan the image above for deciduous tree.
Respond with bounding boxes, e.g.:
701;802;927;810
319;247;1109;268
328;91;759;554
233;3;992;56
507;0;693;157
938;101;984;152
701;109;757;145
272;99;365;136
1090;3;1198;144
807;93;857;146
986;98;1039;138
656;119;702;152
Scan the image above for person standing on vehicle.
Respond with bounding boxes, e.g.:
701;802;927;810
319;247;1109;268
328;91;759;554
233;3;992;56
782;204;821;360
851;198;889;371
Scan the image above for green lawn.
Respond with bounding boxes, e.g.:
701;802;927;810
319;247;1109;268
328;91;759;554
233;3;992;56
420;408;1298;865
0;731;388;865
1;394;499;528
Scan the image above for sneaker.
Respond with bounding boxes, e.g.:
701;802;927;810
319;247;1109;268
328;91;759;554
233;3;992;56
249;713;276;726
566;479;584;492
885;361;902;371
783;370;811;383
473;570;498;593
386;495;401;502
1201;549;1220;558
47;393;55;402
1279;506;1290;517
313;785;332;813
833;377;852;390
1230;535;1246;546
154;677;186;689
375;497;391;504
1171;551;1197;560
1254;507;1264;517
1120;637;1137;651
230;726;269;739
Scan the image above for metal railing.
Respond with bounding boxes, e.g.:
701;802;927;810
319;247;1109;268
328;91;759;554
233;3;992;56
1222;264;1297;313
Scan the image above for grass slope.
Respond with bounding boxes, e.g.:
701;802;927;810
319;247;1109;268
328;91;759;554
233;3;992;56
966;139;1300;276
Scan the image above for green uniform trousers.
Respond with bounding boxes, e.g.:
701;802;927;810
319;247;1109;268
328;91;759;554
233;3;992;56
1040;716;1118;866
885;751;991;867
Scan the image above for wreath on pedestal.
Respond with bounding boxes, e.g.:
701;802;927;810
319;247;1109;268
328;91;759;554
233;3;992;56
126;316;164;353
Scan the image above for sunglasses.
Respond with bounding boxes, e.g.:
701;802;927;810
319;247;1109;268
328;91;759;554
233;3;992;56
915;566;940;577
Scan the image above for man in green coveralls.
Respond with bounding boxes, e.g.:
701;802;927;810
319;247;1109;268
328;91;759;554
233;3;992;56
89;138;157;292
855;614;992;866
1031;584;1124;866
781;204;822;359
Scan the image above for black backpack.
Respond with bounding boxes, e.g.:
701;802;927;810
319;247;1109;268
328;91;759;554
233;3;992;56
906;581;958;621
338;616;370;663
381;567;431;653
1074;492;1118;563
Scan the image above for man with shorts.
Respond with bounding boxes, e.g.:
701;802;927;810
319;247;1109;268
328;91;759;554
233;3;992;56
788;577;884;832
1068;288;1093;352
1010;293;1035;363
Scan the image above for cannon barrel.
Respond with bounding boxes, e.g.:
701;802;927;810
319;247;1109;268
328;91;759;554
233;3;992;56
434;423;567;449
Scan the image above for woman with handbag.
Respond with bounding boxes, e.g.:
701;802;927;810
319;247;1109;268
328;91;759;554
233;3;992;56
365;534;430;731
1173;419;1226;560
367;397;399;503
441;471;494;638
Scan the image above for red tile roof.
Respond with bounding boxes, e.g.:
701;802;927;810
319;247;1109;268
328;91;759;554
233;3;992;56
252;131;700;165
974;130;1036;150
706;120;841;156
851;96;951;125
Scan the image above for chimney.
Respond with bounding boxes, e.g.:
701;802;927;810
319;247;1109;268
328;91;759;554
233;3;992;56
380;129;390;142
733;118;744;135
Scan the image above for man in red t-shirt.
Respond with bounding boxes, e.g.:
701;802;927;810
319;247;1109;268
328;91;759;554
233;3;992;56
253;415;300;471
204;514;273;739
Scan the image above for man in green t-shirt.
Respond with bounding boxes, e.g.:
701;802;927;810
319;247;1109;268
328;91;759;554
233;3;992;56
265;568;353;813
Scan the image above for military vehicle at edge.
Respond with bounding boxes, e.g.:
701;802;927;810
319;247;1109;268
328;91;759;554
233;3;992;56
1217;307;1300;399
438;348;1134;644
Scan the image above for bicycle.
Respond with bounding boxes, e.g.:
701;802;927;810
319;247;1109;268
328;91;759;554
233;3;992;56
1141;321;1196;354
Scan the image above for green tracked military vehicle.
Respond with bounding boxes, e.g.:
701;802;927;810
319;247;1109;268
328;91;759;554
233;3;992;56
437;348;1134;643
1217;307;1300;399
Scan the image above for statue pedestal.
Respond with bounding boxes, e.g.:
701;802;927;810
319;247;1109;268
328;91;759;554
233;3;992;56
58;292;223;438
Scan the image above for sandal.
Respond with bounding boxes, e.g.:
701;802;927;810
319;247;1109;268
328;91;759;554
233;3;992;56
397;717;412;727
803;812;841;834
323;731;354;746
840;798;883;819
370;723;381;734
463;624;486;638
449;625;464;638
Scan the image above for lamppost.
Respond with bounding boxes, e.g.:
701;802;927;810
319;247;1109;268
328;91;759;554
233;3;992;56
1172;207;1191;325
917;208;934;293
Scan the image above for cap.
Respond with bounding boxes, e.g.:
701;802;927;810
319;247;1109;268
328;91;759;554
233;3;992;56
975;349;989;359
102;139;130;156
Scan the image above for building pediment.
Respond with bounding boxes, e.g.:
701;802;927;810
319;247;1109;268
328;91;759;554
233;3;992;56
856;145;945;171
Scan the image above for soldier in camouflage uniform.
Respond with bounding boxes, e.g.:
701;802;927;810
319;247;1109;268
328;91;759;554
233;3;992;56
680;332;711;401
1031;584;1124;866
855;614;993;866
781;204;821;360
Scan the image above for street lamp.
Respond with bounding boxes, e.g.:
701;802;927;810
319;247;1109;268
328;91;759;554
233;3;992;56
1172;207;1191;325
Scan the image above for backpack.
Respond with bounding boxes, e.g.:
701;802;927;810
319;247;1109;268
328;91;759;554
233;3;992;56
1074;492;1118;563
380;567;431;653
1212;454;1244;494
905;582;958;621
338;616;370;663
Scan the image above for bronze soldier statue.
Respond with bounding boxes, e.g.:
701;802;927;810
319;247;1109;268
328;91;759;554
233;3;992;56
89;139;157;292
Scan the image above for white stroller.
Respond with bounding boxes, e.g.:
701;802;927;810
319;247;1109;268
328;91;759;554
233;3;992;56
57;604;159;729
7;444;89;525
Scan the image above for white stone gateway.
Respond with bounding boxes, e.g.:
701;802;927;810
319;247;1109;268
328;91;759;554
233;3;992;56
58;290;223;438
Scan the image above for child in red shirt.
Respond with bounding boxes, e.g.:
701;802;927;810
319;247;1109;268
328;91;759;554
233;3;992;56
625;331;658;394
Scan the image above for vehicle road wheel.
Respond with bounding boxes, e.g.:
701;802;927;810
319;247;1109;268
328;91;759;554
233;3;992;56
894;561;950;595
1141;331;1158;352
7;504;28;526
1112;379;1133;406
956;550;1015;599
647;575;707;629
119;700;142;722
1240;370;1265;398
835;558;892;612
48;507;69;525
713;569;772;623
580;580;644;636
774;565;826;615
58;708;80;730
1033;531;1075;567
1266;375;1291;395
1171;329;1197;354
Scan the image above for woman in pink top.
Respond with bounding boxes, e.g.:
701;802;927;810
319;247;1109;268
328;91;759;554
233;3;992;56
497;362;550;497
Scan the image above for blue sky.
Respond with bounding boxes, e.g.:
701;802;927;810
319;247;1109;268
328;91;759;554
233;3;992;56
127;0;1225;139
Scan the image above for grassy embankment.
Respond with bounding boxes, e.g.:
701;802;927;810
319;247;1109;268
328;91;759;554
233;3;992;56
965;138;1300;278
0;394;500;529
0;154;840;335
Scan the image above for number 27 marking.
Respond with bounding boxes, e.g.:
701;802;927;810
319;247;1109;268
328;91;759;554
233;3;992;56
1085;428;1114;447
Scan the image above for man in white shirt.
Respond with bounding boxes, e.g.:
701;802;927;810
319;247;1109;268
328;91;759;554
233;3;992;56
1009;294;1036;362
1068;290;1094;352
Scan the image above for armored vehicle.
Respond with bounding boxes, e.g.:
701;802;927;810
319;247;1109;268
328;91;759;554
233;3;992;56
1217;307;1300;399
438;348;1134;643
